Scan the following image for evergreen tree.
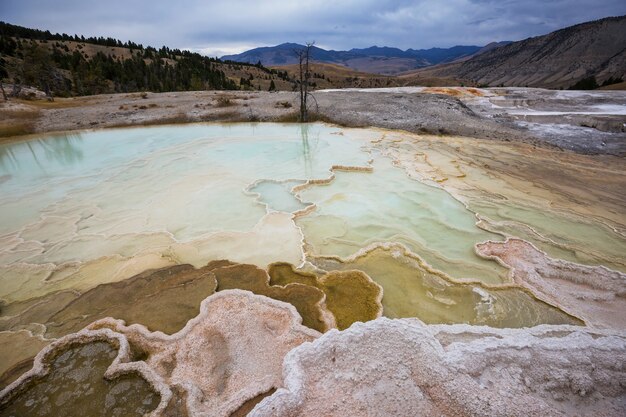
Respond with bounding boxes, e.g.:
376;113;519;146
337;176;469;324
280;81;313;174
0;21;247;96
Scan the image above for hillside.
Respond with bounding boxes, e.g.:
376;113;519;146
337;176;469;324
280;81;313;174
0;22;463;98
221;43;482;75
0;21;282;96
409;15;626;88
272;62;462;89
5;16;623;96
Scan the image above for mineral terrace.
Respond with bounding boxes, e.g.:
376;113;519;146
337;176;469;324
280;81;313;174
0;87;625;416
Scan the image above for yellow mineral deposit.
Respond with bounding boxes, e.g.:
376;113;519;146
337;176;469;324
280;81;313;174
268;262;383;330
312;245;581;327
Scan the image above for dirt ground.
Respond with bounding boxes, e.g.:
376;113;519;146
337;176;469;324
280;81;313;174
1;87;624;155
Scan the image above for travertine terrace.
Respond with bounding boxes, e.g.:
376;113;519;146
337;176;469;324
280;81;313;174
0;87;625;416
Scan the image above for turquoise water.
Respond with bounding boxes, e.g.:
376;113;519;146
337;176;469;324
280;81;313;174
0;123;372;241
0;123;380;304
249;180;311;213
0;123;508;298
297;155;507;283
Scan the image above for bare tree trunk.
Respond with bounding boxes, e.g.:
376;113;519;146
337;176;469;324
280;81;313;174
303;44;311;122
298;53;305;122
11;82;21;98
42;81;54;101
295;42;315;123
0;81;7;101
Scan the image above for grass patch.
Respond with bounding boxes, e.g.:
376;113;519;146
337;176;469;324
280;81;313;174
274;112;300;122
109;112;193;128
275;101;293;108
199;110;244;122
273;111;341;124
214;94;237;107
0;108;40;138
109;109;249;128
149;113;192;124
0;121;37;137
14;98;83;109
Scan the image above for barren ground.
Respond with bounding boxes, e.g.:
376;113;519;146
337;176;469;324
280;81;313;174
2;87;624;155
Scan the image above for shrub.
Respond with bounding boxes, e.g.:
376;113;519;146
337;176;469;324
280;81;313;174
569;76;598;90
275;101;292;108
215;95;235;107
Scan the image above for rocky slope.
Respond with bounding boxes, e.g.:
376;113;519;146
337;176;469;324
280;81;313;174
412;15;626;88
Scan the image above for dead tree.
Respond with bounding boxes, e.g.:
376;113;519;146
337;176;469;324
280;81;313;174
0;81;7;101
0;60;8;101
294;42;316;122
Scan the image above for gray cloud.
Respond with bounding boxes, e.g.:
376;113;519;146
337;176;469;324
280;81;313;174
1;0;625;56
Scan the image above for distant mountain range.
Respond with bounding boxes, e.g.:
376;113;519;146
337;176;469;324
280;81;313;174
411;15;626;88
223;15;626;88
3;14;623;94
221;43;503;75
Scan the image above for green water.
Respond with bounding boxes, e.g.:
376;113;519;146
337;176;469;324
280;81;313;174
249;180;311;213
0;124;371;242
0;342;159;417
470;200;626;273
297;155;508;283
313;247;580;327
0;124;373;292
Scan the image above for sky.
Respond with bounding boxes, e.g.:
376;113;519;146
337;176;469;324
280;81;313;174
2;0;625;57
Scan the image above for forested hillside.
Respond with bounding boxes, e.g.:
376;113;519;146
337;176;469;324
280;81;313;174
0;22;291;97
0;22;459;98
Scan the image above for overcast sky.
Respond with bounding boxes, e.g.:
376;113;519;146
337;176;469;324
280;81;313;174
2;0;625;56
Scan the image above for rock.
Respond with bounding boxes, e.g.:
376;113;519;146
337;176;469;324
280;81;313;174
0;291;320;417
250;318;626;417
477;238;626;329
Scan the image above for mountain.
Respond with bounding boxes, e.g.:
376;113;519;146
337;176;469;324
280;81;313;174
412;15;626;88
407;45;487;64
221;43;345;65
0;21;464;98
221;44;482;75
348;46;413;58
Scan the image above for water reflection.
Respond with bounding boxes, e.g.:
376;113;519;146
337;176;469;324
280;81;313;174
300;124;319;178
0;133;84;173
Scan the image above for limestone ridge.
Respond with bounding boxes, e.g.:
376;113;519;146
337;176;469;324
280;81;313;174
476;238;626;330
419;15;626;88
4;293;624;416
0;291;320;417
250;318;626;417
